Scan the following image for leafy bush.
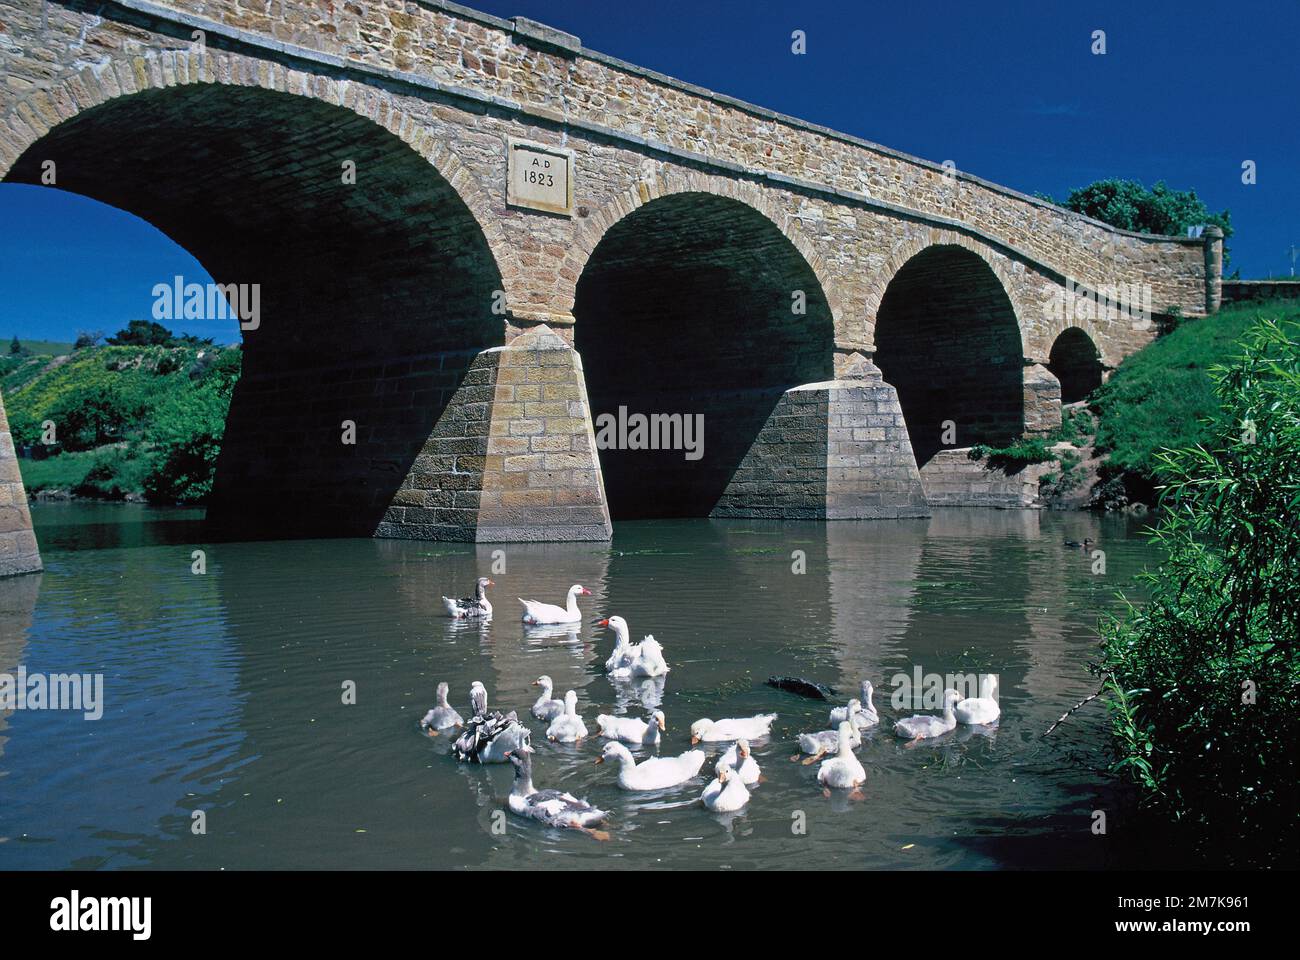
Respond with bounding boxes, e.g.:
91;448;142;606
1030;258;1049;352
46;381;143;450
1098;317;1300;865
968;437;1057;468
142;350;240;503
107;319;177;346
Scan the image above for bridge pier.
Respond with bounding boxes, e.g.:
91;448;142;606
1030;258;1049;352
0;392;42;578
711;357;929;521
377;324;612;542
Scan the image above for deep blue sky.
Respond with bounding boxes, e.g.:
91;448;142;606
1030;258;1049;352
2;0;1296;344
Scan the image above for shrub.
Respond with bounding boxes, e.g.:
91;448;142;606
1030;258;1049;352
46;381;143;450
1098;317;1300;865
142;350;240;503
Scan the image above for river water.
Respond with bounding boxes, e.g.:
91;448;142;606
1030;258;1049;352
0;503;1158;870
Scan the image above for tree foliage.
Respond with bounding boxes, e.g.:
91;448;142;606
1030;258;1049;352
1056;178;1232;241
1099;317;1300;865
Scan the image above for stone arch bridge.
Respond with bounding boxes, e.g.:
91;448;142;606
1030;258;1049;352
0;0;1224;573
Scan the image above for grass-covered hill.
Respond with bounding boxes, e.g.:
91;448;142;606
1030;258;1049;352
1;339;240;502
1090;300;1297;503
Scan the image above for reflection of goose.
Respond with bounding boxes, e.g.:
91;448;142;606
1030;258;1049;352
520;585;591;625
523;621;583;644
894;690;960;743
794;722;861;765
442;577;493;619
818;722;867;798
830;681;879;730
546;690;589;742
595;710;665;747
596;741;705;791
530;676;565;722
701;764;750;812
506;747;609;840
610;674;666;712
690;714;777;744
717;739;760;784
955;676;1001;725
420;681;464;736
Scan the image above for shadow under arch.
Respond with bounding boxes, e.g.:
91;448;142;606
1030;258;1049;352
572;192;835;519
1048;326;1104;403
874;244;1025;468
4;83;504;539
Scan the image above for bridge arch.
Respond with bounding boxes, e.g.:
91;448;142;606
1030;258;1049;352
566;174;844;330
572;189;836;518
2;54;509;537
1048;327;1105;403
873;242;1025;468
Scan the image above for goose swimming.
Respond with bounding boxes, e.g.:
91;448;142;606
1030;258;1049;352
817;721;867;798
546;690;589;743
716;739;761;785
506;747;609;840
954;675;1001;725
622;635;669;679
530;676;565;722
442;577;493;619
701;763;751;812
595;710;665;747
419;681;464;736
597;616;640;673
452;681;531;763
794;721;862;765
894;689;961;743
830;681;880;731
519;585;591;625
690;714;778;744
596;741;706;791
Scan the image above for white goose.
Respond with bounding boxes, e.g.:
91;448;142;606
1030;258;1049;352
595;710;665;747
955;675;1001;725
597;616;640;673
519;584;591;625
530;676;565;722
716;739;761;785
690;714;778;744
506;747;609;840
817;721;867;796
701;764;751;812
596;741;705;791
622;635;669;679
546;690;589;743
894;689;961;743
830;681;880;731
419;681;464;735
795;721;862;764
442;577;493;619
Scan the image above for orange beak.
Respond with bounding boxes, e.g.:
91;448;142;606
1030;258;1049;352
690;736;701;745
596;618;610;627
594;756;604;765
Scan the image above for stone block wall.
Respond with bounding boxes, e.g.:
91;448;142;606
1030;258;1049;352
379;325;610;541
476;325;611;541
713;360;928;520
919;448;1051;509
0;392;42;578
1023;364;1063;436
